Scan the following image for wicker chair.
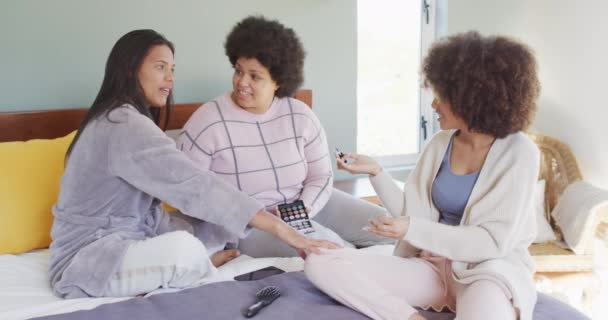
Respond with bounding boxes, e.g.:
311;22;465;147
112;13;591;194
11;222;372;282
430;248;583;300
526;132;608;272
526;132;608;312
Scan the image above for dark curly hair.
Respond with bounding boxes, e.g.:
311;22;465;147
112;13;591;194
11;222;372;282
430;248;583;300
422;31;540;138
224;16;305;98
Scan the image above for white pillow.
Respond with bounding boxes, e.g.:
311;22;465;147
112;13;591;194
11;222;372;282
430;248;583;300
534;180;557;243
551;180;608;254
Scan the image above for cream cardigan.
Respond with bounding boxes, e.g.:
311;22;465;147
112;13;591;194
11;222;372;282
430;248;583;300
370;129;539;320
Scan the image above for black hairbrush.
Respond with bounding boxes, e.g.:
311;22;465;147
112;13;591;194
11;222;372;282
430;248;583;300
243;285;281;318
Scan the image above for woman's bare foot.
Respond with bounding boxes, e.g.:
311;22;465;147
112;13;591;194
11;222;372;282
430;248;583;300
408;312;427;320
211;249;240;267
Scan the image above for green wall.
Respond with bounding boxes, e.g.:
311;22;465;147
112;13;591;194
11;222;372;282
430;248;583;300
1;0;358;179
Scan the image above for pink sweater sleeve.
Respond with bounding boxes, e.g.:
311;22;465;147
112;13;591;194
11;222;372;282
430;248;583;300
298;107;333;218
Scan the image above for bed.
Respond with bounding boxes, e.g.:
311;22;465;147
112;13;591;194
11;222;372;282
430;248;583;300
0;90;589;319
0;247;309;319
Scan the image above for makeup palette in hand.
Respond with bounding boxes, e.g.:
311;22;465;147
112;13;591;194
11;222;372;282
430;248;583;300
278;200;315;234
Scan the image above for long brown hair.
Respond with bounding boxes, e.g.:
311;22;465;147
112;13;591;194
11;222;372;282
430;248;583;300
66;29;174;158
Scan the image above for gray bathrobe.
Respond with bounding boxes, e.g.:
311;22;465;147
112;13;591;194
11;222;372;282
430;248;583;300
49;105;263;298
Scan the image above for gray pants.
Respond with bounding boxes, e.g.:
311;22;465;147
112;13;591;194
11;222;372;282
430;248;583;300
238;188;393;258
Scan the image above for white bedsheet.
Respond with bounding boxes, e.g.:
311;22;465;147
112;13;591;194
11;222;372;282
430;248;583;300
0;245;395;320
0;249;305;320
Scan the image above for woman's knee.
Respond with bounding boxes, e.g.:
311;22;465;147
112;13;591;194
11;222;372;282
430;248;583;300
304;250;355;286
304;252;337;285
457;280;515;320
304;253;325;280
155;231;209;266
105;231;213;296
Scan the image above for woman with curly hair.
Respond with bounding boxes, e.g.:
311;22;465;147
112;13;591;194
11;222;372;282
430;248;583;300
177;16;390;257
305;31;541;320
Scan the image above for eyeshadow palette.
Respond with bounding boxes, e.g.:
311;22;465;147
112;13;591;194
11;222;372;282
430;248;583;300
278;200;315;234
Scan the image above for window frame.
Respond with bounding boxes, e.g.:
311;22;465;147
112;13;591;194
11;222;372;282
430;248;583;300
358;0;440;170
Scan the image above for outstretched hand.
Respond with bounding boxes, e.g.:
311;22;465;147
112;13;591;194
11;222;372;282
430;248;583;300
335;152;382;176
249;210;341;258
364;215;410;240
276;227;342;258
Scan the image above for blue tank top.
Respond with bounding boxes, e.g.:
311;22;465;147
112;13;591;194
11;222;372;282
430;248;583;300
431;136;481;226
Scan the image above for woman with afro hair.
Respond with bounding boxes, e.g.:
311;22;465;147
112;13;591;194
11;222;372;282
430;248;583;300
177;16;391;258
305;31;541;320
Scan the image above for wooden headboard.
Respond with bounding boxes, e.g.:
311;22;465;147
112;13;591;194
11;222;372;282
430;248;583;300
0;89;312;142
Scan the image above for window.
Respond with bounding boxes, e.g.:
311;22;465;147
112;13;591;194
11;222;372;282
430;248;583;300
357;0;438;167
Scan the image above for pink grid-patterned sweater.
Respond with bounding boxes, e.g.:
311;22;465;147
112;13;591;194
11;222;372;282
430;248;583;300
177;93;333;217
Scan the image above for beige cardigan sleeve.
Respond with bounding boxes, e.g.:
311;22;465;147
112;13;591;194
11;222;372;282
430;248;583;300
369;170;407;217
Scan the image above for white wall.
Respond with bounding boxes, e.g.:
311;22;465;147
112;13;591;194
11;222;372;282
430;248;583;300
449;0;608;190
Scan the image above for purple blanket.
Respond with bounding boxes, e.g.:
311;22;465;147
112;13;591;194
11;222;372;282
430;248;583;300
34;272;588;320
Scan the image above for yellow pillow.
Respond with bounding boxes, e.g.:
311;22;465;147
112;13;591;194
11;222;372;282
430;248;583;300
0;131;76;254
162;202;178;212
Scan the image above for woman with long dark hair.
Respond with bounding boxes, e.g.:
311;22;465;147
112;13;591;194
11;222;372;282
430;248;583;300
49;29;338;299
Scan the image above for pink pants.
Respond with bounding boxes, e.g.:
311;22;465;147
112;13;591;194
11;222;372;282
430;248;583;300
304;248;517;320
